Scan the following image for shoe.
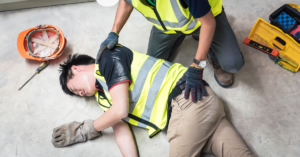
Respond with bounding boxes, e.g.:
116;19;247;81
207;55;234;88
192;33;199;41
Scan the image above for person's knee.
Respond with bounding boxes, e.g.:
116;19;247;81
220;53;244;73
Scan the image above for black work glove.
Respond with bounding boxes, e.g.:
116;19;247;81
51;120;102;147
96;32;119;61
176;66;208;103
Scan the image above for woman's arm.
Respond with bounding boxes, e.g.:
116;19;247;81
113;120;138;157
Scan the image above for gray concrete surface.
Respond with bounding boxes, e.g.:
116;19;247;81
1;1;300;157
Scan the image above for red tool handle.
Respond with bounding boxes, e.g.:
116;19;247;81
243;38;279;57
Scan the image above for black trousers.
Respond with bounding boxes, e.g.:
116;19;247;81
146;9;244;73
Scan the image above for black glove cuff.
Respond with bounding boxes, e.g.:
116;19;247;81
108;32;119;38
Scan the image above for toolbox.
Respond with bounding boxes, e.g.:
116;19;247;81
270;4;300;44
248;18;300;72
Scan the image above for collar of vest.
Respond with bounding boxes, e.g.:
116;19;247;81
95;80;103;92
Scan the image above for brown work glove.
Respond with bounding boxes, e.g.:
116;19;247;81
51;119;102;147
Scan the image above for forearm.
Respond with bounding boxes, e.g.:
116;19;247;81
111;0;133;34
93;82;129;132
195;14;216;61
113;120;138;157
93;106;127;131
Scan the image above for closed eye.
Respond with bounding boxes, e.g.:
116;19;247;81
70;88;79;96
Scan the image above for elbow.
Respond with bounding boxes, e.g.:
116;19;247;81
115;109;128;120
212;19;216;28
206;18;216;29
120;112;128;119
200;17;216;29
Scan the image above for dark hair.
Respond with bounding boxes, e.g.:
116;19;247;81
59;54;95;96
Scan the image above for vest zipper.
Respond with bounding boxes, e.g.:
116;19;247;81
142;0;167;31
149;0;167;31
153;7;167;31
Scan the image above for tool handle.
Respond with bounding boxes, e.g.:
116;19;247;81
284;60;298;68
278;57;298;68
282;65;295;73
35;61;50;74
271;39;285;50
276;62;295;72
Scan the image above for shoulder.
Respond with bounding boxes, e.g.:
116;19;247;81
100;45;133;62
97;45;133;75
183;0;211;18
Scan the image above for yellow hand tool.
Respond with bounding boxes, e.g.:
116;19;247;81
19;61;50;90
268;55;297;73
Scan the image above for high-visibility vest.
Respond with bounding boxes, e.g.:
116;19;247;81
125;0;223;34
94;46;187;138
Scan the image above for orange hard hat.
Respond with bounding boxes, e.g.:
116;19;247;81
17;24;66;61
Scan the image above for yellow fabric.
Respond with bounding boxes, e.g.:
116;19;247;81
129;0;223;34
94;48;187;137
190;64;202;69
95;89;111;110
156;0;178;23
130;59;163;121
131;0;156;19
149;62;187;129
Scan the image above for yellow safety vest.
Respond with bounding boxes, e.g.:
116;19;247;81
125;0;223;34
94;47;187;138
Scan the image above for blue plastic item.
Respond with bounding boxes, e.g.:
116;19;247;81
275;11;297;31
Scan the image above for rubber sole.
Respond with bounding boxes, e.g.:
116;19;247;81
214;73;234;88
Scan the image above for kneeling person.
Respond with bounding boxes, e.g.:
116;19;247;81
52;45;255;157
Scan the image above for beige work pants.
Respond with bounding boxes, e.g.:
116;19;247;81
167;86;256;157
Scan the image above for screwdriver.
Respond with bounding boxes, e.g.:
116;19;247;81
19;61;50;90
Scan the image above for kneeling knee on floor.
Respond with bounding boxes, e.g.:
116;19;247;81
221;57;244;73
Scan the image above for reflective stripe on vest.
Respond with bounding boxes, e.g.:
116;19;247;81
96;56;173;131
94;47;187;138
137;61;172;128
125;0;223;34
128;56;157;114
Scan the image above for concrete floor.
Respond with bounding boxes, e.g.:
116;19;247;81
1;1;300;157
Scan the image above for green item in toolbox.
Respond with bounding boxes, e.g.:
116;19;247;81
268;55;297;72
